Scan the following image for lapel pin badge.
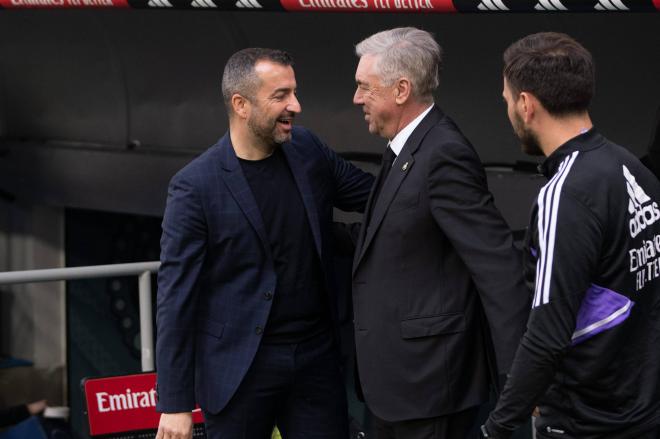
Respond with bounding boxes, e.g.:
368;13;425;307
402;162;409;172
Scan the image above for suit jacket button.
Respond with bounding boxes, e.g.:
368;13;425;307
255;326;263;335
264;291;273;300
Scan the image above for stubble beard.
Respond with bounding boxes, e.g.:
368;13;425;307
247;111;290;146
513;112;544;157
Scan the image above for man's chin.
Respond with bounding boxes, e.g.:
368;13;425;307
274;133;292;145
368;124;383;138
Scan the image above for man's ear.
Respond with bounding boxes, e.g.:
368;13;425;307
518;92;536;124
394;78;412;105
231;94;249;119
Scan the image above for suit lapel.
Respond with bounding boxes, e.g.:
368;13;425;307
281;142;323;257
353;168;382;268
217;133;272;258
353;152;415;273
353;106;443;274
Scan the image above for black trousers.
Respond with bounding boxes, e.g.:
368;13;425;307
371;407;479;439
203;331;348;439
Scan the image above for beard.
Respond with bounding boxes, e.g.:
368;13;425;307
512;111;543;156
247;108;293;146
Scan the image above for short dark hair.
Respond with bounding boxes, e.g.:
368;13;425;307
503;32;594;116
221;48;294;114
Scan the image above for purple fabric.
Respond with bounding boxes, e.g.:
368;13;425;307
572;284;633;345
530;247;538;258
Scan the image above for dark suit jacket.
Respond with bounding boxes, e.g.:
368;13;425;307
352;106;530;422
156;127;373;414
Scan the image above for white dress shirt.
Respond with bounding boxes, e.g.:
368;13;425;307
388;104;434;160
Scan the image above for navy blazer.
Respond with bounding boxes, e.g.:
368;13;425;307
156;126;373;414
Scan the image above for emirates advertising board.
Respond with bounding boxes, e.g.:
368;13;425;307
0;0;658;11
83;373;204;437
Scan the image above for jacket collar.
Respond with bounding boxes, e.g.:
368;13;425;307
216;131;323;258
353;105;444;274
540;129;605;178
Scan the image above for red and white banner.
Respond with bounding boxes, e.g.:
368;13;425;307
0;0;128;7
280;0;454;12
0;0;656;15
83;373;204;436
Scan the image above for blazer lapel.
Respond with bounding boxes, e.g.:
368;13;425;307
353;106;443;274
217;133;272;258
353;169;382;270
281;142;323;258
353;153;415;273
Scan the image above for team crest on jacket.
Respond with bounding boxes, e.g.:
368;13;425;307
624;165;660;238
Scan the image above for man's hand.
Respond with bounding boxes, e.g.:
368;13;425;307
156;412;193;439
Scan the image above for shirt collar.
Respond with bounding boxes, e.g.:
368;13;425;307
388;104;434;157
539;128;605;177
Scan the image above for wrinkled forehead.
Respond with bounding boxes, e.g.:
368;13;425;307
355;54;382;83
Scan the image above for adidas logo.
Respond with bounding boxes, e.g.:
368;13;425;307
534;0;568;11
595;0;628;11
623;164;659;238
147;0;172;6
191;0;216;6
235;0;262;7
533;0;567;10
477;0;508;11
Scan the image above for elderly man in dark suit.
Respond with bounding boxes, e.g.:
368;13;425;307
351;27;530;439
155;48;373;439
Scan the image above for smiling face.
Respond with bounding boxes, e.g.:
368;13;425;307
353;54;399;140
246;60;301;145
503;77;543;156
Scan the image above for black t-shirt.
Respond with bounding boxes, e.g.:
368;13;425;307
238;148;329;344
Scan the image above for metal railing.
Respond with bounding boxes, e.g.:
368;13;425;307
0;261;161;371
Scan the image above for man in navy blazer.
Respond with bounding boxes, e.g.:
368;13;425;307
155;48;373;439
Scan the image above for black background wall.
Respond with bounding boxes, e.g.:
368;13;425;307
0;11;658;216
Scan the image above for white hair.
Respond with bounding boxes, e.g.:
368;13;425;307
356;27;442;102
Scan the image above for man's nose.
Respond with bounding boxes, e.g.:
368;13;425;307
353;88;363;105
287;94;302;114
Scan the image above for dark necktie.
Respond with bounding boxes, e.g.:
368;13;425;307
373;145;396;203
